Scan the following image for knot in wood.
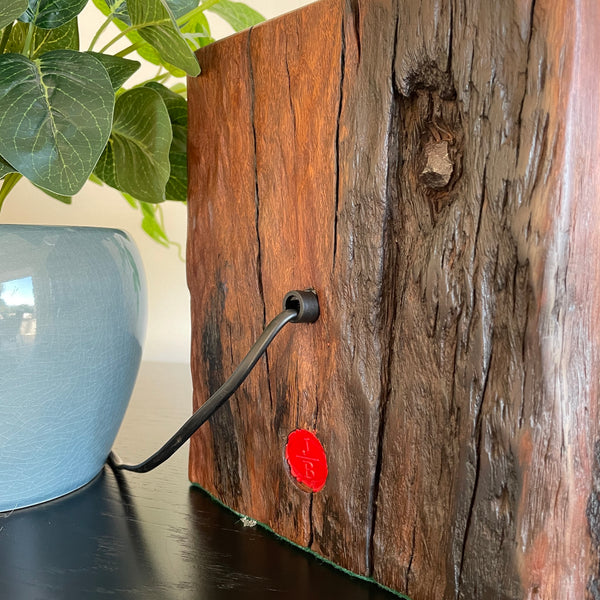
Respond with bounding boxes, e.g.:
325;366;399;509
420;140;453;189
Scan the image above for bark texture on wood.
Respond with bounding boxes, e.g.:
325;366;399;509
187;0;600;597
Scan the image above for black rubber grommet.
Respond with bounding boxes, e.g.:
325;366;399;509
283;289;320;323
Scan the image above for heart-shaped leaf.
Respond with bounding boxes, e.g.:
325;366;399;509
207;0;264;32
0;0;27;30
145;82;187;201
0;51;114;196
20;0;88;29
86;52;140;90
128;0;200;76
94;87;172;203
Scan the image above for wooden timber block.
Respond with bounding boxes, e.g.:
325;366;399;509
186;0;600;597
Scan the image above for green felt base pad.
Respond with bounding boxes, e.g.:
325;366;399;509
191;482;411;599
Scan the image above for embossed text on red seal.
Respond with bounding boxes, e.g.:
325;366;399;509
285;429;328;493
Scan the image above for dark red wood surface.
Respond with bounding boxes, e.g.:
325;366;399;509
187;1;600;597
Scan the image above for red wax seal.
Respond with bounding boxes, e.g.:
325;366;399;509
285;429;328;493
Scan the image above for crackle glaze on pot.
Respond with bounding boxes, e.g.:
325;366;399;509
0;225;147;511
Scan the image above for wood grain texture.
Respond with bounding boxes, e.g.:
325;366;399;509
187;0;600;597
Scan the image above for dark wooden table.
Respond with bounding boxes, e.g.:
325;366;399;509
0;362;399;599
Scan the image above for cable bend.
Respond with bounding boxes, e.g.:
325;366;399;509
108;289;319;474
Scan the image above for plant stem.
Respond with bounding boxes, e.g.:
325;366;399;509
88;14;115;51
99;26;135;53
0;173;23;211
172;239;185;262
144;71;171;84
154;204;184;260
0;23;13;55
114;41;145;58
23;22;35;58
177;0;221;27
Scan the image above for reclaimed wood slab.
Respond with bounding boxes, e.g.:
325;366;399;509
187;0;600;597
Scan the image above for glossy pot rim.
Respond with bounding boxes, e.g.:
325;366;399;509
0;224;132;236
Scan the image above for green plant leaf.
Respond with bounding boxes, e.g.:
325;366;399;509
35;185;71;203
94;0;197;25
121;29;186;77
0;50;114;196
94;87;172;203
92;0;164;65
169;82;186;94
140;200;170;246
122;190;137;208
87;52;140;90
122;192;172;247
20;0;88;29
179;7;213;50
88;172;104;185
164;0;197;20
93;0;130;25
92;0;189;76
0;173;22;210
164;139;186;200
0;156;16;179
30;17;79;57
0;0;27;30
2;21;26;53
128;0;200;76
207;0;264;32
144;81;187;201
3;18;80;58
145;82;186;122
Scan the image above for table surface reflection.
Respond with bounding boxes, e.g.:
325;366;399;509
0;362;398;600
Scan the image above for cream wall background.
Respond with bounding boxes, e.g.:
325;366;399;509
1;0;314;363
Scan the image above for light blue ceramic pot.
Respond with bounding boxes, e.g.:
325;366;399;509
0;225;146;511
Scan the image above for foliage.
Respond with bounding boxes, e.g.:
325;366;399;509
0;0;264;247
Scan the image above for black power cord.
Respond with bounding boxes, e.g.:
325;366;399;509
108;289;319;474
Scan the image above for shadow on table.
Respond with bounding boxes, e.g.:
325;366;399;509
0;466;399;600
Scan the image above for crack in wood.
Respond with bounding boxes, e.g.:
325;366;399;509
457;339;494;594
307;492;315;549
247;28;265;328
365;6;401;578
447;1;453;75
587;441;600;598
350;0;361;63
332;9;346;271
200;278;243;500
284;39;296;141
515;0;537;166
405;517;417;595
470;165;487;266
247;27;274;414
